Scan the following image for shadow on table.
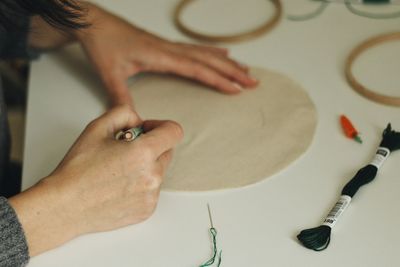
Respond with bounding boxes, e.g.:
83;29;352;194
51;45;108;107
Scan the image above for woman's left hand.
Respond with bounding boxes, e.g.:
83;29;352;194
76;4;259;107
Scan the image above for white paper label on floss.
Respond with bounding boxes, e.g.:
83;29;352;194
370;147;391;169
322;195;352;228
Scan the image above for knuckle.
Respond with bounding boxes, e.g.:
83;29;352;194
159;52;179;66
190;65;206;80
172;56;202;77
160;151;173;163
138;142;156;161
114;104;135;117
173;56;195;69
85;118;100;132
143;172;162;191
165;121;184;140
189;67;218;88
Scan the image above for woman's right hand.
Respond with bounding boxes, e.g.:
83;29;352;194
10;105;183;256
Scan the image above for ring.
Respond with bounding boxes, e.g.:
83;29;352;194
345;32;400;107
173;0;282;43
115;126;144;142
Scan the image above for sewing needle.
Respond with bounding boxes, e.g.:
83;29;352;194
207;203;214;229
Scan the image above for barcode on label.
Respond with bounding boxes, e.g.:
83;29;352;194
370;147;390;169
322;195;351;228
327;200;347;218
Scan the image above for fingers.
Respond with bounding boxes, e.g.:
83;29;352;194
166;42;258;89
139;120;184;158
153;41;259;94
177;43;240;69
94;105;142;138
158;54;247;94
181;49;258;88
178;43;229;56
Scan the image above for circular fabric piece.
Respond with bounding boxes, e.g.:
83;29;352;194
130;68;317;191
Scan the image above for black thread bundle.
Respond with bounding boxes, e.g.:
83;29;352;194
297;124;400;251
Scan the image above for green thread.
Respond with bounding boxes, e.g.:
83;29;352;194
217;251;222;266
200;228;222;267
345;1;400;19
287;1;329;21
287;0;400;21
200;204;222;267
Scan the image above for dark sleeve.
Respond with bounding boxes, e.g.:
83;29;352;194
0;15;39;60
0;197;29;267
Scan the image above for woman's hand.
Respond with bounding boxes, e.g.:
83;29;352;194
10;105;183;256
76;4;259;106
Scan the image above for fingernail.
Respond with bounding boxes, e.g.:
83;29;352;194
247;75;259;84
232;82;244;91
239;62;249;70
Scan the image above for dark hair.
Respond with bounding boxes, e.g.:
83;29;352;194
0;0;88;32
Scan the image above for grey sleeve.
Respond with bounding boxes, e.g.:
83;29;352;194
0;197;29;267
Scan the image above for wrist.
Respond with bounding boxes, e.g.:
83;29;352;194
73;3;103;42
9;175;83;256
29;16;76;50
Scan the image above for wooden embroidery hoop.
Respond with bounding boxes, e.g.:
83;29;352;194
173;0;282;43
345;32;400;107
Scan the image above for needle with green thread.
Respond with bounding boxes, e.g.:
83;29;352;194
200;204;222;267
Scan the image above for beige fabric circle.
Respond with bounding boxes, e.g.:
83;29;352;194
130;68;317;191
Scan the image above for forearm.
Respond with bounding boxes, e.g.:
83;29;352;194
8;177;81;257
28;2;100;51
28;16;76;51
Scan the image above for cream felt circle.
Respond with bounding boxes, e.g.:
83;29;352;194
130;68;317;191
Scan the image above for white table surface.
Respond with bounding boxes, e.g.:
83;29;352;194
23;1;400;266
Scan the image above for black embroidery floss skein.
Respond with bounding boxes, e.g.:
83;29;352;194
297;123;400;251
